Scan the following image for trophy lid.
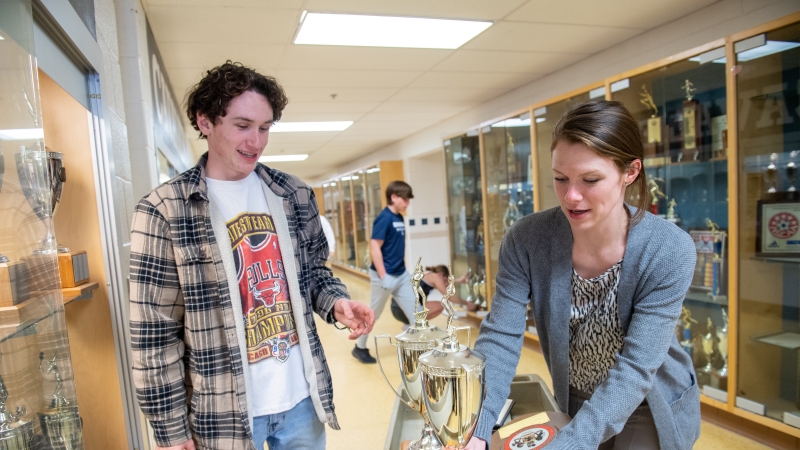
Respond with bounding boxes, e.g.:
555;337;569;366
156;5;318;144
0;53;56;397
394;323;449;350
419;339;485;377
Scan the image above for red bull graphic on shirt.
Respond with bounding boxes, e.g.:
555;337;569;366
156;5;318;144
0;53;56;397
226;212;298;364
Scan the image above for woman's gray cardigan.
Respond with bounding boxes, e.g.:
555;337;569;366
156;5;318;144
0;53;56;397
474;206;701;449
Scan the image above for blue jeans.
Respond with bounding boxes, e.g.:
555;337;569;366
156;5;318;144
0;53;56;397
251;396;326;450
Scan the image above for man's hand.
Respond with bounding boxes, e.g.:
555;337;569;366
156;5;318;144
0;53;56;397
334;299;375;339
463;436;487;450
156;440;196;450
379;274;394;290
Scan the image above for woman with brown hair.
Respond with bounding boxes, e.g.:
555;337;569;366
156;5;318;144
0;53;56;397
467;100;700;449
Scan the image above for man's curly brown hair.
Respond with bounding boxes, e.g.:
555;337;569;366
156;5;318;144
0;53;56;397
185;61;289;139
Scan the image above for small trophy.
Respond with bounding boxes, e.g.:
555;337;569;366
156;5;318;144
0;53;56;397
648;179;665;215
16;147;89;289
706;219;727;297
701;318;716;374
0;353;34;450
639;85;662;157
419;289;485;449
681;79;701;161
765;153;779;194
715;309;729;389
666;198;680;224
679;307;697;358
375;259;449;450
38;352;85;450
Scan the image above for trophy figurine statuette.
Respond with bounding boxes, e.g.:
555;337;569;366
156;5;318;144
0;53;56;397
419;286;485;449
376;258;449;450
15;147;89;289
38;352;84;450
639;85;662;157
666;199;680;224
705;219;727;298
0;353;34;450
681;79;701;161
678;307;697;358
648;179;665;215
700;318;716;374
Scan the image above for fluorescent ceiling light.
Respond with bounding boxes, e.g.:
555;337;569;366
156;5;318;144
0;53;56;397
536;117;546;124
0;128;43;140
737;40;800;62
271;121;353;132
366;168;380;173
492;118;531;128
341;176;352;181
259;154;308;162
294;12;492;49
689;56;726;64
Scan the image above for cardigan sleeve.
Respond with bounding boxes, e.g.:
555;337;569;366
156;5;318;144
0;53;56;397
473;231;532;442
547;229;696;450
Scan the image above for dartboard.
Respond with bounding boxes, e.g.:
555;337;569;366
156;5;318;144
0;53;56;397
768;212;800;239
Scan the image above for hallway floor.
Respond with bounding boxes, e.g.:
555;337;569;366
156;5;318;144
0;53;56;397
319;269;771;450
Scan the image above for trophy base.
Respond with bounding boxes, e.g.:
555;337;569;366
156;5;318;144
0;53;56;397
0;419;34;450
57;252;89;289
0;261;30;307
38;407;84;450
408;424;442;450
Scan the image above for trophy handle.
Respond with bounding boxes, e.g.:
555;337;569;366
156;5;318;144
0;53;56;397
374;335;414;409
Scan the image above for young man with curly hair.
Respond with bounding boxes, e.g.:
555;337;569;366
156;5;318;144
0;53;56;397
129;61;375;450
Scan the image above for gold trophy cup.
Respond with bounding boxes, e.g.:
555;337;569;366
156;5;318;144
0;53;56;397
376;258;449;450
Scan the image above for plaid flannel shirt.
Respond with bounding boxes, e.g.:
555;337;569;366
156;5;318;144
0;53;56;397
129;154;349;449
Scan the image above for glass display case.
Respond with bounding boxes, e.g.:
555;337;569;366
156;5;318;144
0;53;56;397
534;91;595;211
352;171;368;273
611;51;729;391
483;113;534;305
736;20;800;425
444;133;487;311
365;165;383;269
322;182;342;264
0;7;85;448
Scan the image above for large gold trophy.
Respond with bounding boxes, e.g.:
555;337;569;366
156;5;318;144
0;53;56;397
418;272;486;449
376;258;449;449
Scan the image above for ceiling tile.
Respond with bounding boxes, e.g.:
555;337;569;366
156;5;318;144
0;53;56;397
408;71;534;91
279;46;452;71
433;50;587;74
302;0;528;21
388;88;494;103
463;22;642;54
507;0;718;28
358;111;453;124
159;43;285;70
285;87;398;102
373;101;471;113
275;69;422;89
147;6;299;44
145;0;303;7
282;101;380;115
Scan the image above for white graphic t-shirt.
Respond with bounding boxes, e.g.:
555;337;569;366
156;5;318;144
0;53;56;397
207;171;310;416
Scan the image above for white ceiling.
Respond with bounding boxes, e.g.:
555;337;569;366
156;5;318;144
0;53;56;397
143;0;718;180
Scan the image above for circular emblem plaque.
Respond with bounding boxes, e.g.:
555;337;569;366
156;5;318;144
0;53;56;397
503;424;556;449
769;212;800;239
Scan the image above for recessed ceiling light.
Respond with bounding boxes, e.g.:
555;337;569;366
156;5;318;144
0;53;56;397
259;154;309;162
271;121;353;132
492;118;532;128
294;12;492;49
0;128;43;140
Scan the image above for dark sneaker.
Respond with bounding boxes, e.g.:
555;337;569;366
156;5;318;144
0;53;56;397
352;345;376;364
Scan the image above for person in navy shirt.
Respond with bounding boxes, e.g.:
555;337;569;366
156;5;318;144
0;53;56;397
352;181;416;363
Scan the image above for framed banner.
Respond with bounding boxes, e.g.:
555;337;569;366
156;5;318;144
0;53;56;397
757;199;800;258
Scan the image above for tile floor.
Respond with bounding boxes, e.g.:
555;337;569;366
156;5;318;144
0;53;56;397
320;269;771;450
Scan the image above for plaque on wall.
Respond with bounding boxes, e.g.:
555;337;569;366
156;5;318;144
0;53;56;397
756;199;800;258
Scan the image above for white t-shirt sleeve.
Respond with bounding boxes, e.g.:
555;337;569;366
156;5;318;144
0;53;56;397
319;216;336;254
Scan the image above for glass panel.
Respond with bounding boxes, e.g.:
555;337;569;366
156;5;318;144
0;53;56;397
737;22;800;424
341;177;355;268
331;180;344;265
613;48;728;392
483;114;534;304
0;2;86;445
444;134;486;311
534;92;592;211
352;171;368;273
322;183;339;262
366;165;382;241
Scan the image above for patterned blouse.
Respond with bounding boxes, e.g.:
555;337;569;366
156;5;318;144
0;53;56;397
569;260;625;394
